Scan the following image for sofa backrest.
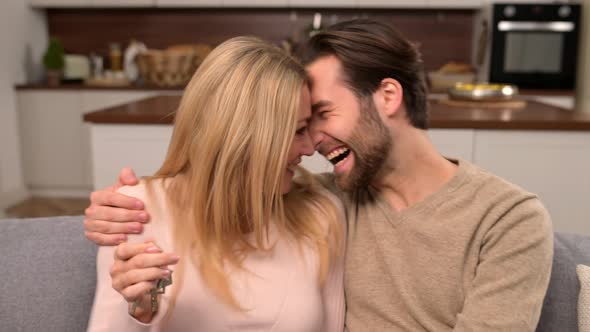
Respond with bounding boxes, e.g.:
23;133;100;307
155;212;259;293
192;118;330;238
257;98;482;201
536;232;590;332
0;216;588;331
0;216;97;332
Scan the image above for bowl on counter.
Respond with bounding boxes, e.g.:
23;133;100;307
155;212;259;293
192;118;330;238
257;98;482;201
448;83;519;101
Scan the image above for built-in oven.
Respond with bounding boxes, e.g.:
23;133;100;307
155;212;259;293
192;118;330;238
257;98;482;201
484;3;581;90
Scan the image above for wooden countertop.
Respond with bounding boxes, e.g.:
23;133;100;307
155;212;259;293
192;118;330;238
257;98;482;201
17;83;576;96
83;95;590;131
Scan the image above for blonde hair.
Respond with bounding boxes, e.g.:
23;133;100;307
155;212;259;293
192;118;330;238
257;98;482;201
144;36;343;311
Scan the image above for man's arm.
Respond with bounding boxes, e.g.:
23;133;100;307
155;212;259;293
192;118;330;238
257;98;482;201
454;197;553;331
84;167;151;246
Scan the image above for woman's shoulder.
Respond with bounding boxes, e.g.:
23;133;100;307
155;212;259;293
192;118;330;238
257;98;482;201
117;178;172;244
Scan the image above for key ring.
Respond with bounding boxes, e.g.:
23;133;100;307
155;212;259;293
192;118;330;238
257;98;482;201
129;271;173;316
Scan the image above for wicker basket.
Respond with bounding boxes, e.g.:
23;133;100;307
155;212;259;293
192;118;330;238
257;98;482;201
137;49;198;87
136;44;213;87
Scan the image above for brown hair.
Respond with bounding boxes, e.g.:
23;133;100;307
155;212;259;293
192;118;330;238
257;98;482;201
302;19;429;129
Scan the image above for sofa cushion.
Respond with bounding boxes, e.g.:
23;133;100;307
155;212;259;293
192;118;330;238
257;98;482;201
537;233;590;332
0;216;97;332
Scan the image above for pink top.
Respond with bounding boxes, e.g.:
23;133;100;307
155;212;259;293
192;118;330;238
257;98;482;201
87;180;346;332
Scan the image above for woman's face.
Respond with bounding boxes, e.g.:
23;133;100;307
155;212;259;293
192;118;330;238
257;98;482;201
282;87;315;194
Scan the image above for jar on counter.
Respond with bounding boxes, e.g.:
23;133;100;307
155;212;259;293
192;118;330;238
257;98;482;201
109;43;122;72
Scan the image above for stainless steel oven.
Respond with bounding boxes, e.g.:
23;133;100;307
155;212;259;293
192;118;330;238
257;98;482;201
488;3;581;89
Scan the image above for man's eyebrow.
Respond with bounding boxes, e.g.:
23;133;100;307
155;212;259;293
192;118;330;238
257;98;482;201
312;101;332;113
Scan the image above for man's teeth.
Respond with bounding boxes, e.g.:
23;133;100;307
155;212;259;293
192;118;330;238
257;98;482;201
327;147;349;161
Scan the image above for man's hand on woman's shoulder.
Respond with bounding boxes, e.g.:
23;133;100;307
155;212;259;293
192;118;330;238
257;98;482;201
84;167;151;246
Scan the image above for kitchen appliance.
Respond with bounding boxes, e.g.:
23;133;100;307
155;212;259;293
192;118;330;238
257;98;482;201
63;54;90;82
476;2;581;90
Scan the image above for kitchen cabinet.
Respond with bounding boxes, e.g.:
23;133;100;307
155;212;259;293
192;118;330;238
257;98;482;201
17;90;158;196
224;0;287;6
289;0;355;8
156;0;222;6
89;0;155;6
90;124;173;190
357;0;427;8
29;0;88;7
428;129;474;161
427;0;481;8
473;130;590;235
17;92;85;194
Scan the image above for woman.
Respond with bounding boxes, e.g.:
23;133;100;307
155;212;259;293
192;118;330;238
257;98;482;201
86;36;345;331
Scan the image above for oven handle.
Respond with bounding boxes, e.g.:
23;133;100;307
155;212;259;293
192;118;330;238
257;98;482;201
498;21;575;32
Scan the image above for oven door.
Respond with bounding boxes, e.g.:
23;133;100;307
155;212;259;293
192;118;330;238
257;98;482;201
490;8;580;89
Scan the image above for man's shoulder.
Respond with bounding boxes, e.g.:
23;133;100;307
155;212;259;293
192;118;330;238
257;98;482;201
460;160;551;227
462;159;538;202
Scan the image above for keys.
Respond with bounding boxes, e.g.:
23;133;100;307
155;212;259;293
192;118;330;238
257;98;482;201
129;271;173;315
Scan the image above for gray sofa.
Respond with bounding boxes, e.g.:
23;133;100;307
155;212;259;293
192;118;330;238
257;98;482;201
0;216;588;331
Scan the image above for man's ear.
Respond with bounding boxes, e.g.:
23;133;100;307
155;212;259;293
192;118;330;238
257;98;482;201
373;78;403;118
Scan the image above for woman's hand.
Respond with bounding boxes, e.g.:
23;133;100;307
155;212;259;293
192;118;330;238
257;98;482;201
110;239;180;322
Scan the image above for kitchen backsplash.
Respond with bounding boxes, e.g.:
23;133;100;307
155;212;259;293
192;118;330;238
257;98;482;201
46;8;475;71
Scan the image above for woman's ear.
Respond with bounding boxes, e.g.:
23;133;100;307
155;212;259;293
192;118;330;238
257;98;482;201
373;78;403;118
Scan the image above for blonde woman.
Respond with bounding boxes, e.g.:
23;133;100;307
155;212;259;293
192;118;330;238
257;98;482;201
86;37;345;331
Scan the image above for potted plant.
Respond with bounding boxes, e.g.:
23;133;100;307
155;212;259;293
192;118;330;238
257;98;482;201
43;37;65;86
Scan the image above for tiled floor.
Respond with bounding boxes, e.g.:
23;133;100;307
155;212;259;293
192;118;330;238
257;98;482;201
4;197;89;219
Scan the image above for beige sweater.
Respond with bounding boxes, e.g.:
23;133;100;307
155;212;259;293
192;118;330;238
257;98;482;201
319;159;553;331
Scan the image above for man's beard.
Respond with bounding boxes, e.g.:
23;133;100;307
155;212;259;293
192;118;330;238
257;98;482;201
336;99;392;191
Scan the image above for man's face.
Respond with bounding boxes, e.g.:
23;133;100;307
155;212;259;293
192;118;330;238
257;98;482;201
307;55;392;191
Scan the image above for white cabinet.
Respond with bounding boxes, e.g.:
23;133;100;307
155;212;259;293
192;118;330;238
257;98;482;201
473;130;590;235
427;0;481;8
428;129;475;162
90;124;173;189
290;0;355;7
29;0;88;7
357;0;426;8
30;0;157;6
89;0;155;6
81;91;159;189
17;92;85;193
156;0;222;6
224;0;287;6
17;90;158;196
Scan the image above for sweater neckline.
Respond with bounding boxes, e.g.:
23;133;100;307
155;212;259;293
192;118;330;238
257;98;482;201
368;158;474;225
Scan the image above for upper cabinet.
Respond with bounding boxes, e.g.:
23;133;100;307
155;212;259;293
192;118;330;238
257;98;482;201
90;0;156;6
30;0;156;7
358;0;426;8
223;0;287;7
427;0;481;9
156;0;221;6
30;0;88;7
290;0;356;8
31;0;486;8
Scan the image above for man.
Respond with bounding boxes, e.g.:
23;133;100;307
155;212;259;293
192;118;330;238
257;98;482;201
84;19;553;331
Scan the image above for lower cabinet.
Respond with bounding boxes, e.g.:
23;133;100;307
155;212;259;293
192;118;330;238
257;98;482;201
90;124;173;189
428;129;474;162
20;90;590;234
473;130;590;235
17;90;158;196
